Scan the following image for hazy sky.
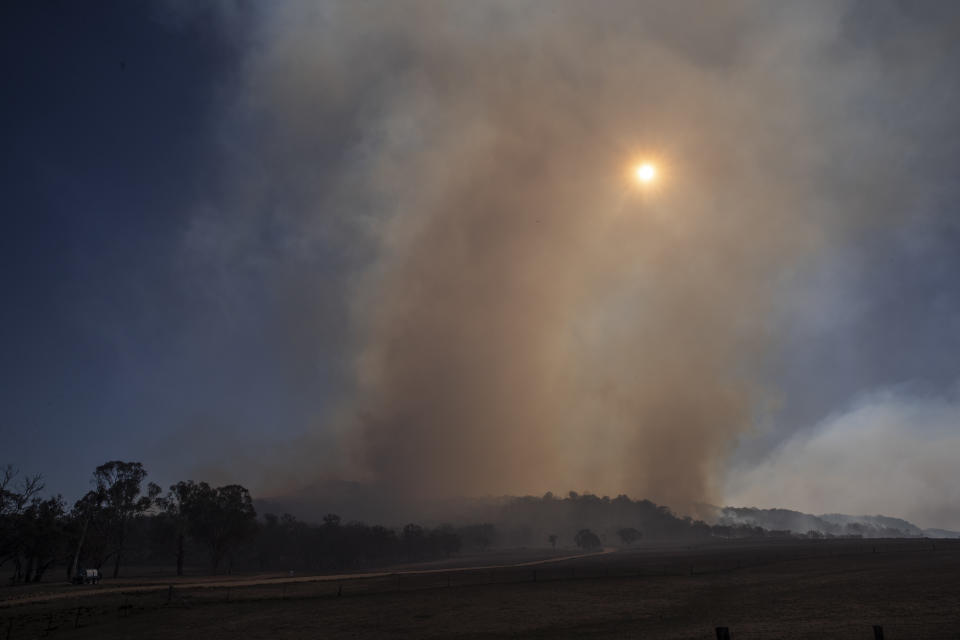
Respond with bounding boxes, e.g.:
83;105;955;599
3;1;960;528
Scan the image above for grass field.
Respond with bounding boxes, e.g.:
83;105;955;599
2;538;958;638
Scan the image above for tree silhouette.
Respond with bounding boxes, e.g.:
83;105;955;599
90;461;159;578
156;481;199;576
19;496;66;582
322;513;341;528
0;468;64;583
617;527;642;545
574;528;601;551
402;523;425;559
186;483;257;574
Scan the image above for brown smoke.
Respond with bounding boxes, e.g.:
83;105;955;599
226;1;916;512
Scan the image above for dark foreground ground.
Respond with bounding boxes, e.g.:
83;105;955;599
2;538;958;639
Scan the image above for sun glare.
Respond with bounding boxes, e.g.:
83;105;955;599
634;163;656;184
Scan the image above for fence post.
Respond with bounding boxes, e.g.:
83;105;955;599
872;625;884;640
74;606;82;628
715;626;731;640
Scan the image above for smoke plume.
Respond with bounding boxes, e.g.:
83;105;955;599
725;386;960;530
183;1;947;513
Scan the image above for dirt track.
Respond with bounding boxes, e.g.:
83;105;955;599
0;547;617;608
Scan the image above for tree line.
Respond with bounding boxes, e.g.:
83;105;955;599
1;462;258;583
7;463;840;585
492;491;765;548
488;491;884;548
1;462;482;584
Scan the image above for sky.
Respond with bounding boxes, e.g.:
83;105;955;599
2;0;960;529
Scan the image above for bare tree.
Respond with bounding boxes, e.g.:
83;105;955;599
0;466;44;511
0;466;46;582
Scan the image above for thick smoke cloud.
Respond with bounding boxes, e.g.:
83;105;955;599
725;386;960;530
181;1;956;515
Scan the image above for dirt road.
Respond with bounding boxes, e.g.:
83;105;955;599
0;547;617;608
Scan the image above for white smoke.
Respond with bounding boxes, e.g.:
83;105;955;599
725;386;960;530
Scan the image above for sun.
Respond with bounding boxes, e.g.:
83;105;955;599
634;163;656;184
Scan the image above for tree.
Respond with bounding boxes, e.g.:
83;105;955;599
617;527;642;545
88;461;159;578
70;491;106;576
574;528;601;551
548;534;558;550
431;525;461;557
156;481;199;576
1;467;44;565
19;496;66;582
0;466;57;583
0;466;44;516
186;483;257;573
459;524;495;552
401;523;425;560
322;513;341;528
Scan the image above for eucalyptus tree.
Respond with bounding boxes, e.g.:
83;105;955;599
88;461;160;578
186;483;257;574
156;481;199;576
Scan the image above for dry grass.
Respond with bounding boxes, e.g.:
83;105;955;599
2;538;958;639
